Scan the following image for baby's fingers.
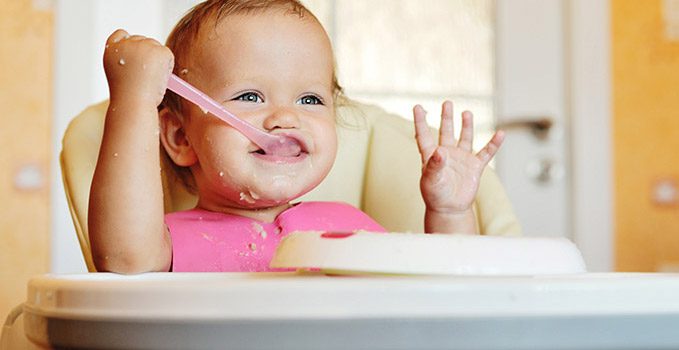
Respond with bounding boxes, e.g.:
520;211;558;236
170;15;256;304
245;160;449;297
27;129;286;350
438;101;456;148
414;104;436;164
458;111;474;152
475;130;505;165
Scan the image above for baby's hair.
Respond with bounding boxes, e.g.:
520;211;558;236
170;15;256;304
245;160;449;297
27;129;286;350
162;0;342;116
159;0;343;193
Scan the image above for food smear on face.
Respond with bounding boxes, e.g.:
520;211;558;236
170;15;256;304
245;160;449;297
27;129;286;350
239;191;256;204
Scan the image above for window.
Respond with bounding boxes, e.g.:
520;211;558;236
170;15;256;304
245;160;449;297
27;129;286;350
304;0;496;149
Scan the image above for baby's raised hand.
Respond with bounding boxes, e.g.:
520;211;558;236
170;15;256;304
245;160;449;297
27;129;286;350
414;101;504;233
103;29;174;107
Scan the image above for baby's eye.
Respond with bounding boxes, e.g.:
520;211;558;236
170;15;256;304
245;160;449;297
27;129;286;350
297;95;323;105
234;92;263;103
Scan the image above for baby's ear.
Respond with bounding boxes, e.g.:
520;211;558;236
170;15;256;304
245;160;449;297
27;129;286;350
159;108;197;167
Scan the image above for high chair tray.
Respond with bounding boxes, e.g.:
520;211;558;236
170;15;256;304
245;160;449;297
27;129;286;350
271;231;586;275
14;272;679;350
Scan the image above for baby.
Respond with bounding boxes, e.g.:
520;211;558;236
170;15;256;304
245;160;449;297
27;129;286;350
89;0;504;273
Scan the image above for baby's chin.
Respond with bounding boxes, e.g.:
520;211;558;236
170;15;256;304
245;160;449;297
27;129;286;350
229;170;327;209
234;182;319;208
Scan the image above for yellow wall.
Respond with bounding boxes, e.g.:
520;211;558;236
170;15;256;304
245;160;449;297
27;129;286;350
0;0;52;317
613;0;679;271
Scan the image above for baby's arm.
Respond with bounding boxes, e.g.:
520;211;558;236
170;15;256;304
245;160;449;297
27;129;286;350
89;29;174;273
413;101;504;234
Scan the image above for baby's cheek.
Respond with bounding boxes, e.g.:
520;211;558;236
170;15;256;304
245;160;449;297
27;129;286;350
319;136;338;170
306;154;334;190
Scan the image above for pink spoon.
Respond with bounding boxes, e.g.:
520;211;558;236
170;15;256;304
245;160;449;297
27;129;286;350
166;74;302;156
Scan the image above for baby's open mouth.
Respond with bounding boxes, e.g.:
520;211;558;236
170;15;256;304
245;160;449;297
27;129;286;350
251;134;306;158
252;148;304;157
251;137;307;158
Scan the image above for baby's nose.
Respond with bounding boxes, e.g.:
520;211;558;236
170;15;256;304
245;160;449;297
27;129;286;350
263;107;300;130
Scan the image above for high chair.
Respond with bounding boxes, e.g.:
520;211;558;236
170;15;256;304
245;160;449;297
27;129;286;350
11;100;679;350
60;98;521;272
29;100;679;350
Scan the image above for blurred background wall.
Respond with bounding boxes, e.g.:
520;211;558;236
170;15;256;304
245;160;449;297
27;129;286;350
613;0;679;272
0;0;52;324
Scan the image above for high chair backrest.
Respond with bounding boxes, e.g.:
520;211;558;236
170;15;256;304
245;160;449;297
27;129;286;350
61;99;521;272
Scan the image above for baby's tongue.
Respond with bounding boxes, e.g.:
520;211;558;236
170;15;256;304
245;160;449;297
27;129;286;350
266;137;302;157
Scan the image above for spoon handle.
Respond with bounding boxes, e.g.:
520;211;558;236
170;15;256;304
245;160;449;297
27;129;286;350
166;74;272;148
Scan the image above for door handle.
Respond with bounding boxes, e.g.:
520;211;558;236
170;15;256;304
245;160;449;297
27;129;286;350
496;117;553;140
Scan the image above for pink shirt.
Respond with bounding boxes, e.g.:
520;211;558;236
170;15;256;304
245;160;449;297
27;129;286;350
165;201;385;272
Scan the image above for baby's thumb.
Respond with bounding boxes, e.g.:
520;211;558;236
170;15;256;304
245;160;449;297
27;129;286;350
423;147;447;178
106;29;130;46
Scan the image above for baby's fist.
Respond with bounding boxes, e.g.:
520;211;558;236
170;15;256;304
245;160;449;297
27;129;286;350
103;29;174;106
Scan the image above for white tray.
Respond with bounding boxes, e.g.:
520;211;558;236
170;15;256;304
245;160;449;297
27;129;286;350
271;231;586;275
12;272;679;350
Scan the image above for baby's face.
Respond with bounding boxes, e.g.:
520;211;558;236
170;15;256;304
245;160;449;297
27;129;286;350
180;11;337;209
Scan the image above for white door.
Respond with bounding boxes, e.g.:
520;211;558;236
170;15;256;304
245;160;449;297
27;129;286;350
495;0;612;270
495;0;569;238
